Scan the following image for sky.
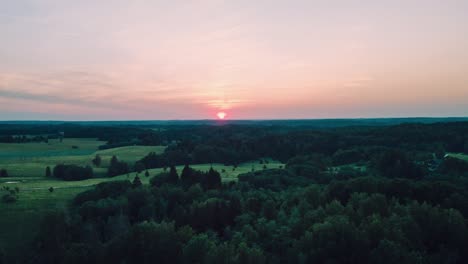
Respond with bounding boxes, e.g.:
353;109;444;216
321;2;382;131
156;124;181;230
1;0;468;120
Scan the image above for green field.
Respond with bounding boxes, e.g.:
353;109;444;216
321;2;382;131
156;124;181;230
0;138;284;253
447;153;468;161
0;187;90;255
0;138;165;177
0;138;170;252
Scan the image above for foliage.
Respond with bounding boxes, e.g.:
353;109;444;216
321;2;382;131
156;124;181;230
45;166;52;177
2;193;17;203
53;164;94;181
2;121;468;262
92;154;102;167
0;169;8;178
107;156;129;177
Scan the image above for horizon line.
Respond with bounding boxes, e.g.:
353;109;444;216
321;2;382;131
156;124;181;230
1;116;468;123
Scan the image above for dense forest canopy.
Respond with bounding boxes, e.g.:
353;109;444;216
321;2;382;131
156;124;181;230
1;120;468;263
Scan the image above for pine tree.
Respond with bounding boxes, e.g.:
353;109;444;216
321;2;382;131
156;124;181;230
132;175;142;188
168;165;179;184
92;154;102;167
181;164;193;186
204;167;221;189
110;155;118;166
45;166;51;177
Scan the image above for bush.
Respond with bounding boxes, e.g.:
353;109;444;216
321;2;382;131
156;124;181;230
0;169;8;178
2;193;17;203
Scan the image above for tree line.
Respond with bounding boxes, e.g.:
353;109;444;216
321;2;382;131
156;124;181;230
27;163;468;264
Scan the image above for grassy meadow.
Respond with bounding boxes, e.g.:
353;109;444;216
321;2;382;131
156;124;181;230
0;138;165;177
0;138;284;253
447;153;468;161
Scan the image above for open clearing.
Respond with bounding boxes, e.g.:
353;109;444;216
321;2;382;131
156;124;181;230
0;138;168;251
0;138;165;177
447;153;468;161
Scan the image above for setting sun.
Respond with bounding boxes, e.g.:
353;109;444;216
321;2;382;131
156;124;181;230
217;112;227;120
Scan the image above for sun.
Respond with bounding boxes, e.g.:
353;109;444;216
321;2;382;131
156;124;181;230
217;112;227;120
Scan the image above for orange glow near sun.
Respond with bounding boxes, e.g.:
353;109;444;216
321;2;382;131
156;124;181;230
217;112;227;120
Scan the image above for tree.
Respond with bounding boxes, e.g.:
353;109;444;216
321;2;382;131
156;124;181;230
104;222;183;263
135;162;145;174
92;154;102;167
0;169;8;178
183;234;215;263
168;165;179;184
181;164;198;186
49;187;54;193
110;155;118;166
145;170;150;177
34;211;70;263
2;193;17;203
375;150;424;179
439;157;468;175
45;166;52;177
53;164;94;181
132;176;142;188
203;167;221;189
108;156;129;177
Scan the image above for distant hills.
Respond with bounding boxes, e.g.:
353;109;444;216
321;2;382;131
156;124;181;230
1;117;468;128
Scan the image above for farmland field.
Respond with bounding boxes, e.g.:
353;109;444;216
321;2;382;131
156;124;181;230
0;138;283;253
0;138;168;252
0;138;165;177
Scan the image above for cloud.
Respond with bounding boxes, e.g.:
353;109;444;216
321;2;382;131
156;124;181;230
343;77;374;88
0;70;122;109
203;99;249;110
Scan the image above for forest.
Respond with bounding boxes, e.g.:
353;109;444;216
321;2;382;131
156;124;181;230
1;120;468;263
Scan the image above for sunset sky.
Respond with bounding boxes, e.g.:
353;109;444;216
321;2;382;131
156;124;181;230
1;0;467;120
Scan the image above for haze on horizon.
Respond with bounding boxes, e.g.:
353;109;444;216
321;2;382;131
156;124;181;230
1;0;467;120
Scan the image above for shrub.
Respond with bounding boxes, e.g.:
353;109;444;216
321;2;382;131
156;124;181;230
2;193;17;203
0;169;8;178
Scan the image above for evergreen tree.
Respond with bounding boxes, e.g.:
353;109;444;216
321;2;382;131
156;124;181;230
132;176;142;188
45;166;52;177
92;154;102;167
181;164;193;186
204;167;221;189
110;155;118;166
108;156;129;177
168;165;179;184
